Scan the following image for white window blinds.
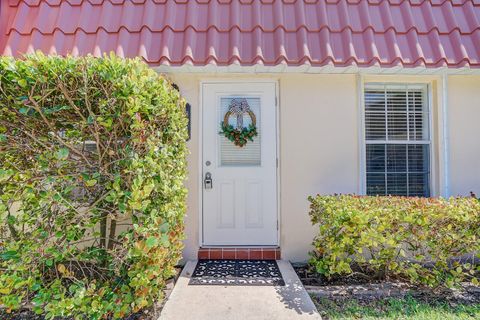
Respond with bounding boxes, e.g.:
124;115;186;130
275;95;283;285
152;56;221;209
364;84;430;197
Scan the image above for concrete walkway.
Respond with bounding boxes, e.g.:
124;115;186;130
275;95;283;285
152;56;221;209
159;260;321;320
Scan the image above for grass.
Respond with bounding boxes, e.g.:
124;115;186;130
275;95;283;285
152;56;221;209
312;295;480;320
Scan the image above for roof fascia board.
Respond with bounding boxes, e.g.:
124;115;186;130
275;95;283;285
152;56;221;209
154;65;480;75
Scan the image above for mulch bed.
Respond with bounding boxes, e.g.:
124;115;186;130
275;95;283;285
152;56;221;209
293;262;386;287
293;262;480;305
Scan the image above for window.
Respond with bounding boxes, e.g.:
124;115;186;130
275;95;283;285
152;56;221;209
219;97;261;166
364;84;430;197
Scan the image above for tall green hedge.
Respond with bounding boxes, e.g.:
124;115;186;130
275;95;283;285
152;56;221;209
0;54;188;318
309;195;480;287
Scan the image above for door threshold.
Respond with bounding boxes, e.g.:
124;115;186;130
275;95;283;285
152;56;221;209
198;247;281;260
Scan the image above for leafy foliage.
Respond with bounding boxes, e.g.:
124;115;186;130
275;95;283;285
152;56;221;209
308;195;480;287
219;122;257;147
0;54;188;318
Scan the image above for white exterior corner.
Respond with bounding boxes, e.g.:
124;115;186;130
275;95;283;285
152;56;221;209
440;73;450;198
356;73;366;195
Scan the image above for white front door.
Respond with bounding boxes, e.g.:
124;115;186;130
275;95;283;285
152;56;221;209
202;82;278;246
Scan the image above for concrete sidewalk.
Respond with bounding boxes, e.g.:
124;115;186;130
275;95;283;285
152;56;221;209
159;260;321;320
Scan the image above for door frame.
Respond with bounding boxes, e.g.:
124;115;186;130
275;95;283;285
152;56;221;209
198;79;281;247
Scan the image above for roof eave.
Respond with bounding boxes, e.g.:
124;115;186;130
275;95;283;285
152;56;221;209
153;64;480;76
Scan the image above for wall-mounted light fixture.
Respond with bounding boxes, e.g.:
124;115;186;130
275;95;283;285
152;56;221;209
172;83;191;141
185;103;191;141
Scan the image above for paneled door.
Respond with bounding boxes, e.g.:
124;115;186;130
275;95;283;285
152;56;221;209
202;82;278;246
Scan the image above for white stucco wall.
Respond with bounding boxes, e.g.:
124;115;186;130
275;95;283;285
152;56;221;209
165;72;479;263
278;74;359;261
448;75;480;197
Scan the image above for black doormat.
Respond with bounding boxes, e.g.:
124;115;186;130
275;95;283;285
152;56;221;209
189;259;285;286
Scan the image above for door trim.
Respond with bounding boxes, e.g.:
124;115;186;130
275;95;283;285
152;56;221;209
198;79;281;247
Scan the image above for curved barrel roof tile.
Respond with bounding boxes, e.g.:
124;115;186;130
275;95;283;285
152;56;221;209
1;0;479;68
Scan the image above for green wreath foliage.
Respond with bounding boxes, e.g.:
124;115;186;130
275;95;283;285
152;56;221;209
220;122;258;147
0;54;188;319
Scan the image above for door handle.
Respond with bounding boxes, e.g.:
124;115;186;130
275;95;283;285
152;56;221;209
204;172;213;189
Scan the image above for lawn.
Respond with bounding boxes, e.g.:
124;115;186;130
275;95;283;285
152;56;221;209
313;296;480;320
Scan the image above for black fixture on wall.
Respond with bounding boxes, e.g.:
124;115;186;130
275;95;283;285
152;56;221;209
172;83;191;141
185;103;191;141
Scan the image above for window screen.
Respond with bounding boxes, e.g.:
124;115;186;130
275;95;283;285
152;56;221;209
364;84;430;197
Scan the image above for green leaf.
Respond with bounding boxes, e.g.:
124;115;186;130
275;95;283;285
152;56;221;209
19;107;29;115
55;148;69;160
0;169;14;182
7;215;16;225
160;234;170;247
118;202;127;212
159;222;170;233
43;105;70;115
17;79;27;87
85;179;97;187
146;236;158;249
0;250;19;261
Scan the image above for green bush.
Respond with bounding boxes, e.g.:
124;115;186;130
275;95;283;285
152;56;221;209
0;54;188;318
308;195;480;287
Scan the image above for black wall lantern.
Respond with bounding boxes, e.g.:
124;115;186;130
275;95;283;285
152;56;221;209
185;102;191;141
172;83;191;141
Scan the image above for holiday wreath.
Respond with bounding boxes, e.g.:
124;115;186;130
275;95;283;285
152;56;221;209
220;98;258;147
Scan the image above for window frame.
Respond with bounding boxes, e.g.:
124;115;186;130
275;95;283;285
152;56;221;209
361;82;434;197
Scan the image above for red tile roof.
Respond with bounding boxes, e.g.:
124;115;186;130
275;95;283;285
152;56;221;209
1;0;479;69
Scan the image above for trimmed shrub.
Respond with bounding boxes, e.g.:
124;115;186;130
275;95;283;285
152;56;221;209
0;54;188;318
308;195;480;287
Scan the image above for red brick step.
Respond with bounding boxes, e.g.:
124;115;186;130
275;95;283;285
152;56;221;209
197;247;280;260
